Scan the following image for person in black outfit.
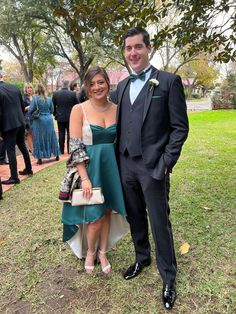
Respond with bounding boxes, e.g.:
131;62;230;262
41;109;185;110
52;79;78;154
77;86;88;103
111;27;189;310
0;177;2;199
70;82;81;101
0;137;8;165
0;73;33;184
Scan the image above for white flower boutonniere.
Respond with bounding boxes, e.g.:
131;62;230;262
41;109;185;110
149;79;159;91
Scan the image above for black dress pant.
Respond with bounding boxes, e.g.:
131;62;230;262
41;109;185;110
119;153;177;286
0;178;2;199
57;121;69;154
0;138;6;161
3;126;32;180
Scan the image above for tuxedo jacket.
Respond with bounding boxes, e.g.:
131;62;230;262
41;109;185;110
52;88;78;122
0;81;25;133
113;66;189;180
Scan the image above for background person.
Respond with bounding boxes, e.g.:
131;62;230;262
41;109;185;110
0;73;33;184
29;84;60;165
70;82;81;101
22;83;34;153
52;79;78;154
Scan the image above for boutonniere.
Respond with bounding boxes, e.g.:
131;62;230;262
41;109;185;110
149;79;159;91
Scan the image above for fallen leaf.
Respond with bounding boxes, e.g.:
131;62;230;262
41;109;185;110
0;240;6;246
203;206;212;211
59;295;64;299
179;242;190;254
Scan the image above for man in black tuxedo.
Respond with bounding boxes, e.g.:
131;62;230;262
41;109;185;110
52;79;78;154
113;28;189;310
0;73;33;184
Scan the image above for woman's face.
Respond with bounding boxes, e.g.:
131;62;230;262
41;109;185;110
88;74;109;101
26;86;33;95
74;84;80;92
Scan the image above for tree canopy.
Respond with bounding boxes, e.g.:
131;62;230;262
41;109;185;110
0;0;235;84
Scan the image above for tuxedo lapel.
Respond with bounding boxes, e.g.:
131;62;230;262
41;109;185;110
117;77;130;122
142;66;159;123
118;77;130;104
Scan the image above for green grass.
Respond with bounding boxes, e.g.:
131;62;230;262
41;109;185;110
0;110;235;313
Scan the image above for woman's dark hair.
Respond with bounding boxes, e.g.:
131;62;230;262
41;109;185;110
70;82;79;91
123;27;151;48
83;66;110;97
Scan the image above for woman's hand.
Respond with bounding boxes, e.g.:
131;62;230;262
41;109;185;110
81;178;92;200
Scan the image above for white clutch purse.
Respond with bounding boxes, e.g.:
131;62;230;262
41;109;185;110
71;187;105;206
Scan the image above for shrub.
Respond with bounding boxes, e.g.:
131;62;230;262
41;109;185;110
211;73;236;110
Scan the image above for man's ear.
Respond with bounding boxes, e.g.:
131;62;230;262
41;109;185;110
147;45;152;53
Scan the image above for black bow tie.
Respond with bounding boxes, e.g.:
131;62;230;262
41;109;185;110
130;72;146;82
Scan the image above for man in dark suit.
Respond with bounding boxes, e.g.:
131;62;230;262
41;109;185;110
113;27;189;310
0;137;8;165
52;79;78;154
0;73;33;184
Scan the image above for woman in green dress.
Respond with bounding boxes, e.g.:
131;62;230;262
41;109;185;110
61;67;128;274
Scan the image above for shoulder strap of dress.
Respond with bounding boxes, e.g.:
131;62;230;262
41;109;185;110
80;103;89;123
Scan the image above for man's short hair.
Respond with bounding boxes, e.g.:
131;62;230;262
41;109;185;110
123;27;151;48
62;79;70;88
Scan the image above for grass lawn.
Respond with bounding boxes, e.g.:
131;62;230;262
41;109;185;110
0;110;235;314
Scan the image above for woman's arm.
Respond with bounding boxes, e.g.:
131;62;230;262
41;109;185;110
70;104;92;199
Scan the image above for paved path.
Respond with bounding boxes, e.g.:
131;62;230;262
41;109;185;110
0;153;68;194
187;98;212;112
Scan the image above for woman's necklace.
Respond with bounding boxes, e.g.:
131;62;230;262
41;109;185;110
90;100;112;112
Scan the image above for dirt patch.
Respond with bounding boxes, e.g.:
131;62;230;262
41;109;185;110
1;299;32;314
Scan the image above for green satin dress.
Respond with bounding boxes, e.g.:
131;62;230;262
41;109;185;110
61;113;128;258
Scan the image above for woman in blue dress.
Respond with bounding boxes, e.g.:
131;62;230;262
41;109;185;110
29;84;60;164
60;67;128;274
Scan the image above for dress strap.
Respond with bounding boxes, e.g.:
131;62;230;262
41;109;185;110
80;104;89;124
80;104;93;145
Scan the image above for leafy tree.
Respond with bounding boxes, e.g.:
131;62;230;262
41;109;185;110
1;0;235;85
0;0;56;82
45;0;236;79
28;0;160;82
161;0;236;63
1;60;24;82
179;55;219;99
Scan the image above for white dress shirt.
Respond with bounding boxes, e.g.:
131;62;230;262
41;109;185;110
129;65;152;104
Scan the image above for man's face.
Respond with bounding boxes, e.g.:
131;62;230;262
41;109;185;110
124;34;151;74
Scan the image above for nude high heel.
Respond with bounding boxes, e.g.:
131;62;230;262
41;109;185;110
98;250;112;274
84;250;96;274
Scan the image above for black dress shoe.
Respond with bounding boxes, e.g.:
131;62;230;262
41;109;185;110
162;283;176;310
1;178;20;185
124;259;151;280
36;159;42;165
19;169;33;176
0;160;9;165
